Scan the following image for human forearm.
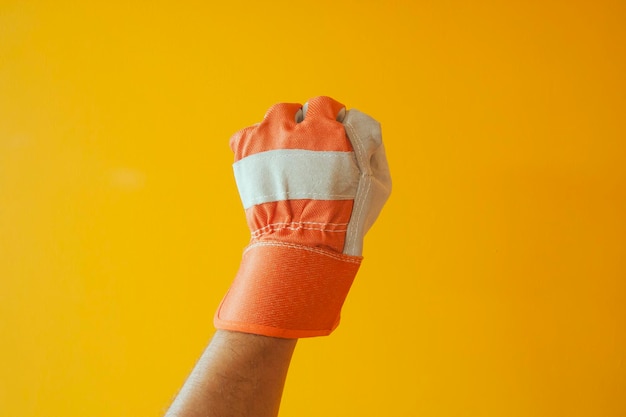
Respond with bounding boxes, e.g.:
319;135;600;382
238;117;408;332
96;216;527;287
166;330;297;417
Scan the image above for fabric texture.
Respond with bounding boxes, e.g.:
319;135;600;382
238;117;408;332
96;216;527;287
214;96;391;338
341;109;392;256
233;149;360;209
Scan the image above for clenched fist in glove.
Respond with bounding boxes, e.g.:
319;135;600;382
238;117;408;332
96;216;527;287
214;96;391;338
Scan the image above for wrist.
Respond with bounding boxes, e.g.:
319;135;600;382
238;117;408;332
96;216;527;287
215;241;361;338
212;330;298;355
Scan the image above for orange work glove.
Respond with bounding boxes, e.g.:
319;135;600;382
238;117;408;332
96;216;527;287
214;96;391;338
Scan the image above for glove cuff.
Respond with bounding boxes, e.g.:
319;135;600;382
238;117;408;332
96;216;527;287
214;241;362;338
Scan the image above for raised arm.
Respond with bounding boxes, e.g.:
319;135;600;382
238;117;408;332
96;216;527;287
166;96;391;416
165;331;296;417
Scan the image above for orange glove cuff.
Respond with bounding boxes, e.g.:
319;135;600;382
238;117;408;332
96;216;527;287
214;241;362;338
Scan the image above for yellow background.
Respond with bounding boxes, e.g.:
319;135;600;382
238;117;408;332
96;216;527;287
1;1;625;416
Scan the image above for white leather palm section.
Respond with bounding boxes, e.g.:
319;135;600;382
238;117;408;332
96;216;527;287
233;149;360;210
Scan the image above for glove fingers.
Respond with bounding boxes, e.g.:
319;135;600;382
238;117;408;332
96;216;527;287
232;99;351;160
302;96;346;121
229;125;259;160
263;102;303;123
231;102;302;161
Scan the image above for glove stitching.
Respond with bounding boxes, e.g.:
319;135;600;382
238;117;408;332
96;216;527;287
252;221;349;234
252;225;348;238
247;192;355;204
245;241;362;264
237;150;354;162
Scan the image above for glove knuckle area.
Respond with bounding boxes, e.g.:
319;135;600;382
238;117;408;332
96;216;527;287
231;98;353;161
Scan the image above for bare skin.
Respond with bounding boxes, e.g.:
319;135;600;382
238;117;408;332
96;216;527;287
165;330;297;417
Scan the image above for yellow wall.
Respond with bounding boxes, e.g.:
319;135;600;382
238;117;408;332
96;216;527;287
1;1;625;415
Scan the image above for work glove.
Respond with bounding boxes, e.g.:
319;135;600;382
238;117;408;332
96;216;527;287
214;96;391;338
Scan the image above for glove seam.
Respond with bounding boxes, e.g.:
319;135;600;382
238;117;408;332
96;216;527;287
245;191;355;206
251;221;348;237
245;240;362;264
343;119;372;256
